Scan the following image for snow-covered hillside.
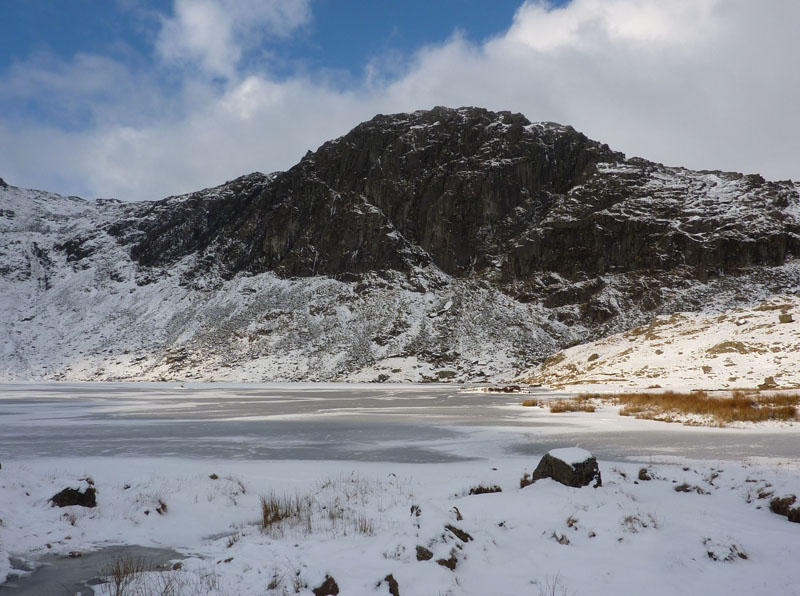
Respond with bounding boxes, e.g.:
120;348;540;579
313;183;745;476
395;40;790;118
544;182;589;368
528;295;800;390
0;181;572;382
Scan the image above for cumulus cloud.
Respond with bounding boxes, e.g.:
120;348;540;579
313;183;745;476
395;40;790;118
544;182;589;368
156;0;311;77
2;0;799;202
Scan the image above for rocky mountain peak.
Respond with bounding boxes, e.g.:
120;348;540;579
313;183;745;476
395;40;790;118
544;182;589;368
118;106;629;281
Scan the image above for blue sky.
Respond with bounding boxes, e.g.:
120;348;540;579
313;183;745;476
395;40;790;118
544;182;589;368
0;0;555;128
1;1;798;201
0;1;544;75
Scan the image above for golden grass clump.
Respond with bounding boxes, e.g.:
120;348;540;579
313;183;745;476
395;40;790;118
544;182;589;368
578;390;799;424
260;492;305;529
521;397;596;412
548;398;597;413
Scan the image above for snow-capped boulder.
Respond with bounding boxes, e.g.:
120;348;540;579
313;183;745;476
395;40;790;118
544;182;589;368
532;448;602;488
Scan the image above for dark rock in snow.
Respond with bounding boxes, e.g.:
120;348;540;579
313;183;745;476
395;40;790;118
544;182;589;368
445;524;473;542
415;546;433;561
312;575;339;596
532;448;602;488
383;573;400;596
436;552;458;571
770;495;797;519
50;487;97;508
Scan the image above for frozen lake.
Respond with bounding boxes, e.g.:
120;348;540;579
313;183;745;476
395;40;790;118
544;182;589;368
2;383;799;596
1;382;798;463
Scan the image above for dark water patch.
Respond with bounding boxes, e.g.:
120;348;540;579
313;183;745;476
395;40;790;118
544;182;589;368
0;545;183;595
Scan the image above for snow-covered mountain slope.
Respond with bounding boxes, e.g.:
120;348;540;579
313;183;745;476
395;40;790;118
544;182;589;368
2;107;800;383
527;295;800;390
0;179;568;382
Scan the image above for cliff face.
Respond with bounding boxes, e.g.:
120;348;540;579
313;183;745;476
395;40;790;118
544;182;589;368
2;106;800;382
115;106;799;286
115;107;625;280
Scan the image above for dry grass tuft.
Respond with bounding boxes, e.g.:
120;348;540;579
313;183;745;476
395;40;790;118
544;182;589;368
260;492;306;530
101;556;157;596
521;396;596;412
468;484;502;495
575;390;799;425
548;398;597;413
99;555;219;596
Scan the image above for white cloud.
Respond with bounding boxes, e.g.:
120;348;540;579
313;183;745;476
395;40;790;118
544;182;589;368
156;0;311;78
2;0;800;202
504;0;722;50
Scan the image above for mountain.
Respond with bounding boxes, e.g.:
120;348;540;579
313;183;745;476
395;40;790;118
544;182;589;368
2;107;799;383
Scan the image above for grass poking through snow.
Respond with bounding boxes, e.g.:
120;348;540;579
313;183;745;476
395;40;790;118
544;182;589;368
523;390;799;425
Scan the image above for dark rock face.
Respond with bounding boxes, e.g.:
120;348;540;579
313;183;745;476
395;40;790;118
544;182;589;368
532;450;602;488
50;487;97;508
114;107;624;280
108;107;800;313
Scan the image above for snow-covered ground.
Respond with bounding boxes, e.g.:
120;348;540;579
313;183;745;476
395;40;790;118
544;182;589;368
527;295;800;391
1;384;799;595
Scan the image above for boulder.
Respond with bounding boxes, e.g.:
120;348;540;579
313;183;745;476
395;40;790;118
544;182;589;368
50;487;97;508
531;448;602;488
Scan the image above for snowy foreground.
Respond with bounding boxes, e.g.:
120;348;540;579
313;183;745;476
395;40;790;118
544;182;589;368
1;384;799;595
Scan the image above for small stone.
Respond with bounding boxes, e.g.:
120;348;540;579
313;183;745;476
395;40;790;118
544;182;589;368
384;574;400;596
445;524;473;542
436;553;457;571
415;546;433;561
312;575;339;596
759;376;778;389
